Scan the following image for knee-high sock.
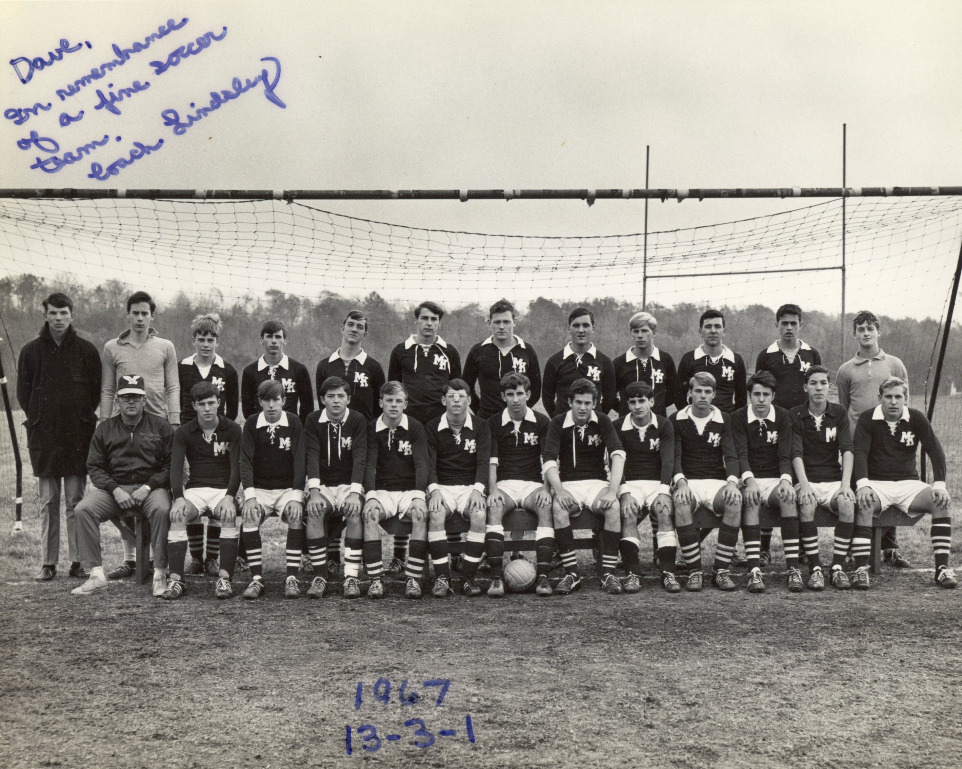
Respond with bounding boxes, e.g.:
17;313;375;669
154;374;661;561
742;525;761;570
832;521;854;569
600;529;620;574
343;537;363;578
713;523;740;571
932;518;952;572
186;522;204;561
555;526;578;574
242;526;263;579
676;524;701;567
307;536;328;570
462;531;485;578
851;525;872;569
286;528;305;577
800;520;820;569
218;530;238;579
535;527;555;576
760;527;773;552
406;539;428;580
620;536;642;576
428;531;449;578
363;539;383;579
781;518;800;568
206;522;221;560
328;521;343;563
393;533;409;561
167;529;188;580
485;525;505;575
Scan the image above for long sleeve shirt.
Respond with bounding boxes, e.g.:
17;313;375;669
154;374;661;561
613;346;676;417
241;355;314;422
304;408;368;492
853;406;946;486
462;336;541;419
387;336;462;424
488;408;551;484
87;412;173;493
240;411;306;493
790;402;852;483
425;413;491;491
170;416;242;498
315;350;385;421
731;405;794;480
100;328;179;422
542;411;624;483
670;406;739;482
178;354;239;423
754;341;822;410
364;415;429;494
541;344;617;417
674;344;746;413
617;413;675;488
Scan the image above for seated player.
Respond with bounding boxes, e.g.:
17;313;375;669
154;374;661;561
543;378;626;595
854;377;956;590
425;379;491;598
239;379;306;600
790;366;859;591
617;382;679;593
732;371;797;593
486;373;554;597
305;376;367;599
163;382;242;600
670;373;742;593
361;381;430;599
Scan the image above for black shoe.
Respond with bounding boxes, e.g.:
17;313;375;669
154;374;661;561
36;565;55;581
884;549;911;568
68;563;89;579
107;561;136;580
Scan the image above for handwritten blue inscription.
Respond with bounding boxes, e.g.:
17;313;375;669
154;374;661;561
9;39;91;84
345;717;476;755
23;133;111;174
4;101;52;126
149;27;228;75
354;679;451;709
87;137;164;180
93;79;151;116
55;18;188;101
160;56;285;136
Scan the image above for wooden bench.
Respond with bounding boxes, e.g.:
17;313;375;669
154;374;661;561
115;510;152;586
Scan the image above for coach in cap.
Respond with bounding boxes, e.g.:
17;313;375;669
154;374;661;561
72;375;174;598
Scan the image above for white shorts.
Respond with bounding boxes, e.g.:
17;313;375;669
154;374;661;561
496;479;544;508
368;490;423;519
435;485;482;516
183;487;231;517
562;479;610;509
747;477;783;505
252;488;303;516
622;480;668;510
797;481;843;509
862;480;931;516
685;479;728;512
317;484;355;512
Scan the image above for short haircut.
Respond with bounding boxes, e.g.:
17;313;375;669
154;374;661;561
319;376;350;399
748;370;778;393
260;319;287;338
42;292;73;312
879;376;908;396
689;372;716;391
191;312;222;338
488;298;516;319
568;377;598;401
624;382;655;401
126;290;155;313
190;381;220;404
499;372;531;393
852;310;880;332
699;309;725;328
776;304;803;322
628;311;657;332
444;378;471;396
414;301;444;320
380;380;407;398
804;364;830;383
342;309;368;330
568;307;594;326
257;379;284;401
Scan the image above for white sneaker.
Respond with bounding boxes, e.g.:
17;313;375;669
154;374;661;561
71;574;109;595
152;572;167;597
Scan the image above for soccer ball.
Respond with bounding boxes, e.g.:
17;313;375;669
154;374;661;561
503;558;536;593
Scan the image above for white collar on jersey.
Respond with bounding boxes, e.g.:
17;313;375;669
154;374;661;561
181;354;225;367
620;413;660;431
747;405;776;424
404;335;448;349
439;412;473;432
676;405;725;423
328;349;368;364
376;414;409;431
501;407;537;425
256;411;289;429
690;344;735;363
624;346;661;362
563;411;599;428
765;340;812;353
257;354;290;370
872;405;910;422
562;343;598;359
481;335;527;349
319;408;351;424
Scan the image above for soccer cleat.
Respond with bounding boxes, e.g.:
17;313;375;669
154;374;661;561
36;565;55;581
204;558;220;577
432;576;453;598
759;550;772;569
462;577;482;597
662;572;682;594
487;577;505;598
385;557;405;577
300;555;314;574
161;579;186;601
884;549;911;568
404;577;422;599
712;569;737;591
367;577;385;599
623;573;642;594
184;556;203;576
242;579;265;600
327;560;342;580
787;567;805;593
555;572;582;595
601;573;623;595
306;576;328;599
830;567;851;590
535;574;554;597
851;566;871;590
214;577;233;599
107;561;136;580
152;573;168;598
730;551;748;569
235;557;250;573
936;566;958;589
685;570;704;592
342;577;361;599
807;567;825;591
284;576;302;599
550;553;564;572
746;567;766;593
68;564;90;579
675;560;692;575
449;554;464;573
71;574;109;595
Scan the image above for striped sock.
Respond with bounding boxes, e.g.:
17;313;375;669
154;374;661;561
781;518;800;568
167;531;188;580
742;526;761;570
760;527;773;552
931;518;952;572
363;539;383;579
286;528;305;577
242;526;263;578
219;530;238;579
206;523;221;561
832;521;854;568
800;520;821;569
429;531;450;578
535;527;555;576
343;537;363;578
307;536;327;570
186;522;204;561
393;533;409;561
676;524;701;567
851;525;872;568
713;523;740;571
485;525;505;576
600;529;620;574
620;536;642;575
406;539;427;580
555;525;578;574
462;531;485;578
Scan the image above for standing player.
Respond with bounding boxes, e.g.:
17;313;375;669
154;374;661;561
241;320;314;422
853;377;955;590
670;373;742;592
361;382;430;599
304;376;367;599
617;382;679;593
486;373;554;597
790;366;859;590
163;382;242;600
542;378;626;595
238;379;307;599
462;299;542;419
674;309;746;414
613;311;676;417
732;372;798;593
542;307;617;418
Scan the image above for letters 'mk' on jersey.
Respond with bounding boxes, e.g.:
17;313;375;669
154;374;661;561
462;336;542;419
674;345;747;413
790;402;852;483
731;405;794;479
754;341;823;410
315;350;385;422
364;415;430;492
425;413;491;488
171;416;242;498
618;414;675;486
178;354;239;424
853;406;947;484
613;347;677;417
541;344;617;418
542;411;624;483
304;408;368;489
489;408;551;484
387;336;462;423
241;355;314;422
670;406;739;481
240;411;306;491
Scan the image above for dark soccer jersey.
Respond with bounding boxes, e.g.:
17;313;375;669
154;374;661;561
755;342;823;409
171;416;242;497
541;344;617;418
542;411;624;483
790;402;852;483
315;350;385;421
388;336;462;425
853;406;947;484
462;337;542;419
425;413;491;489
364;415;430;492
613;347;677;417
304;408;368;489
241;355;314;422
732;405;794;479
670;406;739;481
674;345;747;413
617;413;675;485
240;411;306;491
178;355;239;423
488;409;551;484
